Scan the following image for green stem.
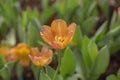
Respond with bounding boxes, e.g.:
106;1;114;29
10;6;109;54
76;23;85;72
53;50;61;80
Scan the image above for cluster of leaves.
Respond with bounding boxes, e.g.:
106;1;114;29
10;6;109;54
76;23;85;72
0;0;120;80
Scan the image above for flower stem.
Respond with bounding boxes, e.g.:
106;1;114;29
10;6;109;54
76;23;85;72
53;50;61;80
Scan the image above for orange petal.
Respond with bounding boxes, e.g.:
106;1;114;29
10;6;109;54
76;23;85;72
31;48;40;56
41;47;53;58
64;23;76;45
41;25;54;40
40;25;53;45
40;32;52;45
29;54;52;66
9;48;19;62
51;19;67;37
45;49;53;59
48;50;53;57
51;41;64;49
41;47;49;55
29;47;53;66
0;47;9;59
29;54;41;66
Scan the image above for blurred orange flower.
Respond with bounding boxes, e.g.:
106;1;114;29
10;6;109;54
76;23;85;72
0;47;17;62
40;19;76;49
11;43;31;66
29;47;53;66
118;7;120;17
0;47;9;61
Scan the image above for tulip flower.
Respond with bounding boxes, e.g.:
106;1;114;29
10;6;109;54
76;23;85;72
29;47;53;66
40;19;76;49
0;47;18;62
11;43;31;66
0;47;10;61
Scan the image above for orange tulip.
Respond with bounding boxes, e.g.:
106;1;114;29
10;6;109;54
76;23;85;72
40;19;76;49
9;48;19;62
0;47;18;62
29;47;53;66
11;43;31;66
0;47;9;61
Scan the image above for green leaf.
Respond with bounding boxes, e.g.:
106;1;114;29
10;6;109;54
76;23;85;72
98;26;120;52
21;11;29;28
82;17;98;34
40;70;51;80
107;26;120;37
117;69;120;79
88;40;98;63
74;49;88;80
98;0;109;17
106;75;118;80
86;1;98;17
31;64;41;80
116;0;120;6
40;7;56;24
0;54;6;69
83;0;95;15
109;11;117;29
89;46;110;80
6;61;16;73
72;26;83;48
41;0;49;9
55;0;79;15
81;36;92;69
27;21;42;47
16;62;23;80
0;16;4;27
66;74;79;80
60;47;76;78
46;66;59;80
94;21;108;43
0;66;10;80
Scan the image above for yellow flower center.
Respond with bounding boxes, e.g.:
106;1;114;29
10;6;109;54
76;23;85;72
18;47;30;57
55;36;65;43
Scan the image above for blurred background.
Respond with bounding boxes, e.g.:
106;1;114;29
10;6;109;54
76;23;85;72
0;0;120;80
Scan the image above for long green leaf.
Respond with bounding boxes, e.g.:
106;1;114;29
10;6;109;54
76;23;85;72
106;75;118;80
72;26;83;48
39;70;51;80
46;66;59;80
60;47;76;78
89;46;110;80
94;21;108;43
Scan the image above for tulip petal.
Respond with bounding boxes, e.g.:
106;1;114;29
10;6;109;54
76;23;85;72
29;55;42;66
64;23;76;45
51;41;64;49
41;47;49;54
46;49;53;59
51;19;67;37
41;47;53;58
31;48;40;56
29;47;53;66
41;25;54;40
40;25;54;45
